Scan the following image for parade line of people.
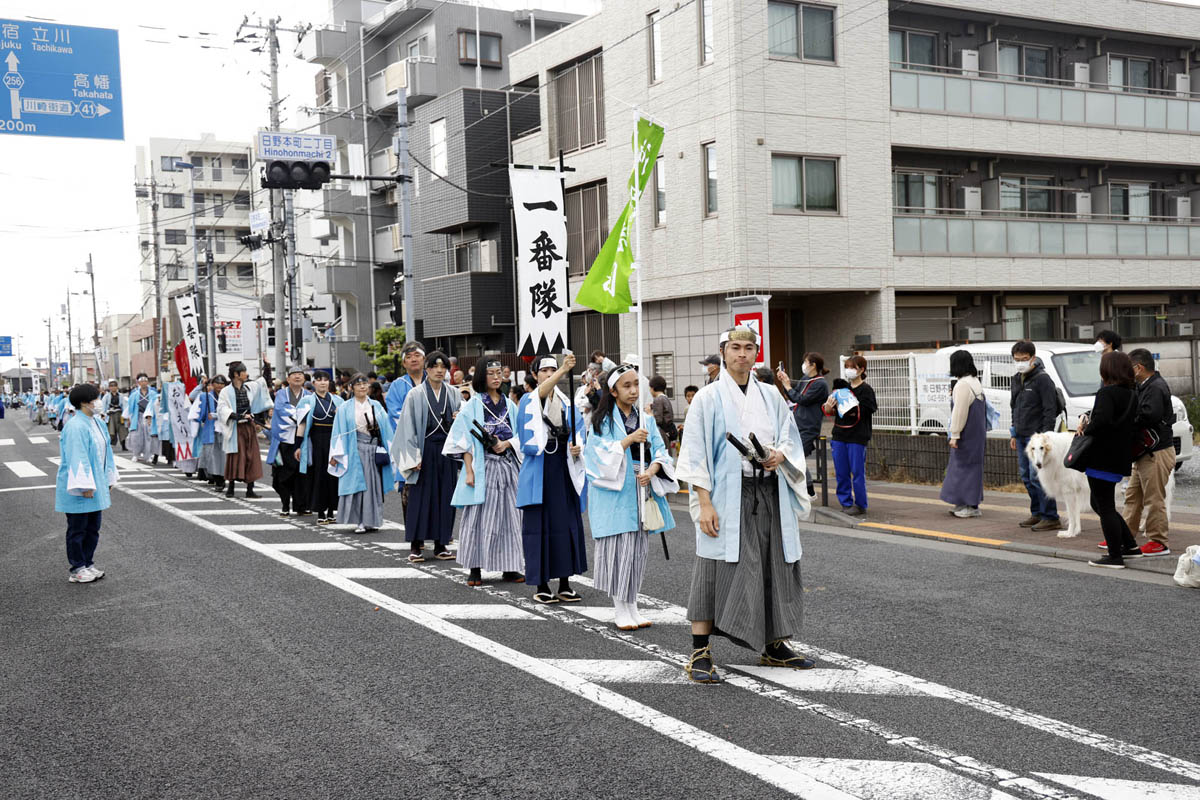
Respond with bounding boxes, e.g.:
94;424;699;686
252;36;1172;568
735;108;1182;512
47;328;817;683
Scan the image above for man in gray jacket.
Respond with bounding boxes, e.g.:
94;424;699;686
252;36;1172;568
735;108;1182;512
1009;341;1062;532
1123;349;1176;556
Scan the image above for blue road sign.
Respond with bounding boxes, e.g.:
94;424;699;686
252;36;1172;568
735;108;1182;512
0;336;11;357
0;19;123;140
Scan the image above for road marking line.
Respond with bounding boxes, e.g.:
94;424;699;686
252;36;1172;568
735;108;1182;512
858;522;1011;547
565;606;689;625
267;542;356;551
135;488;203;494
0;483;55;493
770;757;1020;800
1032;773;1200;799
225;524;301;532
0;438;13;445
116;479;172;485
543;659;689;684
733;665;925;696
160;498;225;504
323;567;433;580
27;436;47;444
117;485;862;800
5;460;45;477
410;603;543;619
46;457;61;465
186;509;258;516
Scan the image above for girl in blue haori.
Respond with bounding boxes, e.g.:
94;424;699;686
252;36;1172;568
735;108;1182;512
295;371;345;524
328;373;395;533
516;353;588;605
123;373;159;464
56;383;118;584
192;375;226;492
585;363;678;631
392;351;460;561
443;359;524;586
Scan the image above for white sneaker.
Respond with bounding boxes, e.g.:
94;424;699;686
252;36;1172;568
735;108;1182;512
69;568;96;583
86;566;105;580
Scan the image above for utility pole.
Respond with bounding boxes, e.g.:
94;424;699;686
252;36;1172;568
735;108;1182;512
268;16;286;375
150;176;165;380
45;316;52;389
284;190;300;364
64;291;73;382
207;247;217;376
475;0;482;90
86;254;101;380
396;85;415;342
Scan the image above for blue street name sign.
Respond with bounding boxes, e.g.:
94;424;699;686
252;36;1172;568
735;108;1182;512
0;336;11;357
0;18;123;140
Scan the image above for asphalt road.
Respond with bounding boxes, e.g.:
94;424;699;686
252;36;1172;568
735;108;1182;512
2;412;1199;800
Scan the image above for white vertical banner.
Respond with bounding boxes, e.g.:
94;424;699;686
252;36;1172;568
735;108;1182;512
168;383;195;466
173;294;205;381
510;167;569;358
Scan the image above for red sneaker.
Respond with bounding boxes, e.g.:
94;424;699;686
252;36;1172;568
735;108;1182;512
1140;541;1170;557
1097;541;1108;550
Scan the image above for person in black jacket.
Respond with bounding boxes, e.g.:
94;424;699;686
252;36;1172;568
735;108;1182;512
1121;348;1177;556
823;355;877;516
1084;352;1139;569
1009;341;1062;532
778;352;830;497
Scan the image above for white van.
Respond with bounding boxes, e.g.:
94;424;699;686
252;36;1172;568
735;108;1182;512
917;342;1193;467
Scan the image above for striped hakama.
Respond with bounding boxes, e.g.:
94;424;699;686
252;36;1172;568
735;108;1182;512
224;422;263;482
457;453;523;572
128;426;159;462
593;529;649;603
336;431;385;528
687;475;804;653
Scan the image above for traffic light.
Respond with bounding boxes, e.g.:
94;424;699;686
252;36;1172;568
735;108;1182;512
261;160;332;190
239;233;264;250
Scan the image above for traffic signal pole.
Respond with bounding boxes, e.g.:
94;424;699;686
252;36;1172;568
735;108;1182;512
268;16;286;377
396;85;415;343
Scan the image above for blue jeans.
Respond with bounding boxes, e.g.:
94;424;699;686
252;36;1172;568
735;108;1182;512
65;511;102;572
1016;436;1059;521
831;441;868;510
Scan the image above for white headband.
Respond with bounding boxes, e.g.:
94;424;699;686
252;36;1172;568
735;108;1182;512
405;348;425;357
721;326;760;346
607;363;637;388
535;356;558;371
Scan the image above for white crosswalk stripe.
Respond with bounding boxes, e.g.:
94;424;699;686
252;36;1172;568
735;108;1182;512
269;542;356;551
5;460;46;478
225;524;301;531
28;436;47;444
162;498;228;504
565;605;689;625
0;438;14;446
187;509;259;516
409;603;544;620
544;659;689;684
323;567;434;580
768;757;1020;800
1032;773;1200;799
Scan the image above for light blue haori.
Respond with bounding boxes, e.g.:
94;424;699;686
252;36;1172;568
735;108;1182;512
584;405;678;538
216;378;271;455
675;368;811;564
295;392;344;473
328;397;395;497
123;386;158;432
267;386;311;465
55;412;118;514
442;392;521;508
514;385;586;508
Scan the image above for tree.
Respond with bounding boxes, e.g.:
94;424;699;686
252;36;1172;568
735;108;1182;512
360;325;406;376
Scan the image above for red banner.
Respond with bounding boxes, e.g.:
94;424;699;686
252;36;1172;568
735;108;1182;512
173;341;198;394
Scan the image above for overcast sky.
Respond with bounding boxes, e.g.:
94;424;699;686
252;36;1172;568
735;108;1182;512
0;0;596;373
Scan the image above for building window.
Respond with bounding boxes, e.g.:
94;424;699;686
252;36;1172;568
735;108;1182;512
648;11;662;84
699;0;714;64
213;230;227;254
1003;308;1058;340
565;181;609;276
889;29;937;70
407;36;427;60
193;192;205;215
1110;56;1154;92
458;31;501;67
653;157;666;227
211;157;223;182
893;171;938;214
236;265;255;283
569;311;621;365
772;154;838;214
1109;182;1152;222
164;229;187;245
1113;305;1162;338
234;192;251;210
553;53;605;154
652;353;675;397
999;176;1054;217
998;43;1050;82
768;2;834;63
429;118;447;178
162;192;184;209
703;143;718;216
450;239;481;274
231;156;249;174
211;193;225;217
160;156;181;171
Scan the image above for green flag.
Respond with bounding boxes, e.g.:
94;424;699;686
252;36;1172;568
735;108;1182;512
574;117;665;314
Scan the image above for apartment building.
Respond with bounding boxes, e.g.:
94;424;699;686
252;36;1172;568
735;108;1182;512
508;0;1200;400
300;0;578;368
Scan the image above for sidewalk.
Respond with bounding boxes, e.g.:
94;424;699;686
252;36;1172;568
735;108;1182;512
811;479;1197;575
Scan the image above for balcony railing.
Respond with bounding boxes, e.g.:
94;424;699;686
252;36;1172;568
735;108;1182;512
891;66;1200;134
893;207;1200;258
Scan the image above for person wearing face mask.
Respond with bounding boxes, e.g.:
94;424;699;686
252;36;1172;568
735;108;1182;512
777;353;830;496
1009;340;1063;532
56;383;118;583
1093;330;1121;354
822;355;877;516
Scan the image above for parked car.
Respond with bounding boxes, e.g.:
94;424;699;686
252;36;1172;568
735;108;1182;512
852;342;1193;468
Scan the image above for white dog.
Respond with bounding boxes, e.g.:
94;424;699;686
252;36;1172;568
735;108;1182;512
1024;432;1089;538
1025;432;1175;539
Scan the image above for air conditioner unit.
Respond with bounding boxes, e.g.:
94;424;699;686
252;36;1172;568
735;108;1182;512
962;326;986;340
1175;73;1191;98
957;186;982;216
1168;196;1192;221
1165;321;1194;336
1071;62;1091;89
479;240;499;272
1064;191;1092;218
384;186;397;206
957;49;979;77
1071;324;1095;340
